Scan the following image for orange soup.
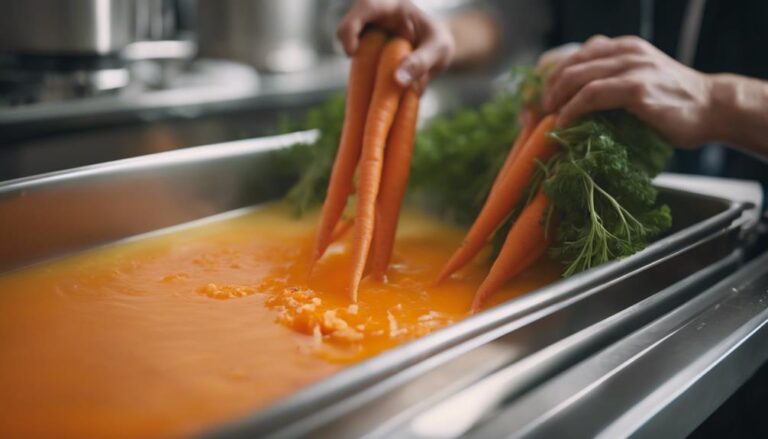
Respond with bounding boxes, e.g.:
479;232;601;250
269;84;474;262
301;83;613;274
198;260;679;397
0;205;560;438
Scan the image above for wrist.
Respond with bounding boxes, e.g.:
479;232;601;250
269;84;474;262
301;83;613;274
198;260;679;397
702;73;736;145
705;73;768;150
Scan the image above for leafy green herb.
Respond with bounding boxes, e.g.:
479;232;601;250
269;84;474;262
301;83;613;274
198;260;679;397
273;94;345;216
409;87;525;225
543;112;672;275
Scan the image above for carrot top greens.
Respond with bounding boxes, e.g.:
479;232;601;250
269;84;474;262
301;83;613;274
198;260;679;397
409;84;526;225
274;94;346;217
276;68;673;277
541;112;672;275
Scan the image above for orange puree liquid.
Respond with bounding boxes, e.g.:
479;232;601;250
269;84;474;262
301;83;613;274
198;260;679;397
0;204;560;438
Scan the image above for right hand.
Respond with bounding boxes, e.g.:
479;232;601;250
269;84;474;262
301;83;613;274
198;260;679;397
337;0;455;93
539;35;716;148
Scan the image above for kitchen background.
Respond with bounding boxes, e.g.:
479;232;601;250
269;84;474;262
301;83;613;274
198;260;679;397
0;0;550;180
1;2;767;436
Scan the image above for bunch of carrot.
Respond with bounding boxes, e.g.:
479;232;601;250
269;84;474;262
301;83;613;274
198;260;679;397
312;29;558;309
435;109;560;312
309;30;420;302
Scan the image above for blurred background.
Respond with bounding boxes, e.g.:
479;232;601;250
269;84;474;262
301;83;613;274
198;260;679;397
0;0;525;180
0;0;765;191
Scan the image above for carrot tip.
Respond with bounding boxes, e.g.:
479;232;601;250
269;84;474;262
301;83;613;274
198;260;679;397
434;262;457;285
470;289;489;313
370;271;388;284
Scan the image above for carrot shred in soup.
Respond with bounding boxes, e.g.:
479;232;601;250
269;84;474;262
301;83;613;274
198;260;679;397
0;205;559;438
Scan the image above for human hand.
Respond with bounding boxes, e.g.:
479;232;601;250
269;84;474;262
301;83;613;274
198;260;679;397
536;42;580;73
542;35;715;147
336;0;455;93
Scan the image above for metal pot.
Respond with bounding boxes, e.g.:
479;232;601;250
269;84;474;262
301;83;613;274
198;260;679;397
0;0;141;55
196;0;319;73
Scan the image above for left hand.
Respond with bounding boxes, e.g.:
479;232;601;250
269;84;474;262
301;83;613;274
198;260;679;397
336;0;454;94
542;35;715;148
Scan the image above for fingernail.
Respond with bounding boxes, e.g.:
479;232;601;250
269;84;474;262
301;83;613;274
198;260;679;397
395;68;413;86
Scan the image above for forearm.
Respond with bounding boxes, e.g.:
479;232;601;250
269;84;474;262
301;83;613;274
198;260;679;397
706;74;768;158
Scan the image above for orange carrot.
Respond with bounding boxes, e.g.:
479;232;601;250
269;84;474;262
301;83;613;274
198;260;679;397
490;109;539;195
348;37;413;301
367;89;420;280
435;114;559;284
471;189;552;312
330;217;354;243
310;30;387;270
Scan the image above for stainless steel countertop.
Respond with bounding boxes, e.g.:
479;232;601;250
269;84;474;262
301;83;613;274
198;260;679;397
472;249;768;439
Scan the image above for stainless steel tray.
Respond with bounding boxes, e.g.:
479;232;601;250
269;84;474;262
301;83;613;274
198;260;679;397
0;132;758;438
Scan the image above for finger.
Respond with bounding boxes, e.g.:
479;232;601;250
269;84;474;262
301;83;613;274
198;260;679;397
613;35;654;53
394;30;453;87
546;35;611;89
337;15;365;55
557;77;642;127
412;75;429;96
545;54;646;111
536;42;581;73
396;16;417;43
336;0;393;55
410;55;445;95
374;4;417;42
546;35;647;92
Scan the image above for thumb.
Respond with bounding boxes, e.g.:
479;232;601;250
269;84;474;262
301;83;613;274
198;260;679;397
395;52;428;87
394;26;453;88
394;34;450;87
